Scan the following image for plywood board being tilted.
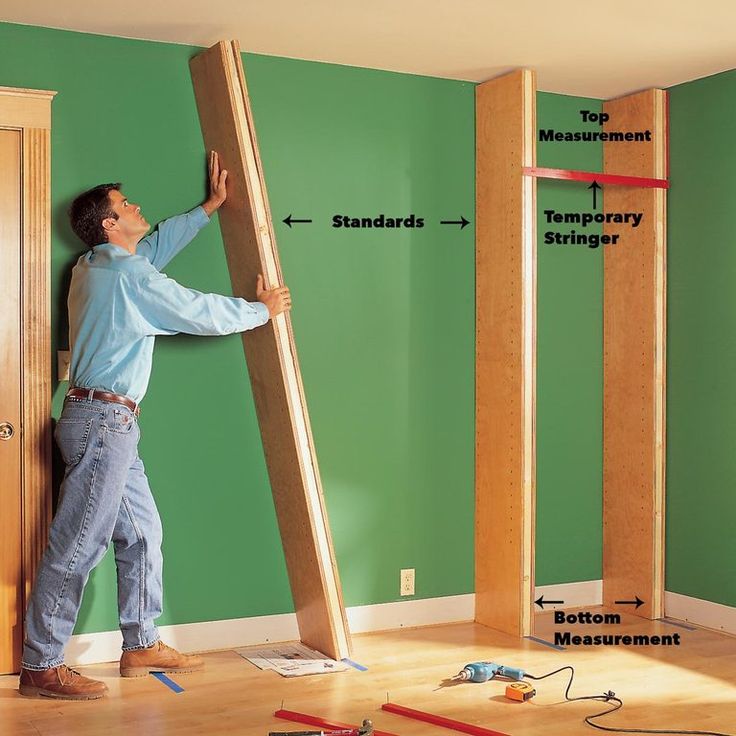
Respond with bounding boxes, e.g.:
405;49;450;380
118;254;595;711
475;69;537;637
602;89;667;620
190;41;350;659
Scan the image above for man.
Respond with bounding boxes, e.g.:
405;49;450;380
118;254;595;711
19;152;290;700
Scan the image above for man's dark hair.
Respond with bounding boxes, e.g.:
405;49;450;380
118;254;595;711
68;183;122;248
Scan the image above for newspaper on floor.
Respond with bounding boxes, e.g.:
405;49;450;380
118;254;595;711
234;641;350;677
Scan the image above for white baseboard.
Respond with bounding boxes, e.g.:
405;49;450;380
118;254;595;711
65;611;301;667
66;594;475;667
346;593;474;632
534;579;603;609
664;591;736;636
70;583;736;668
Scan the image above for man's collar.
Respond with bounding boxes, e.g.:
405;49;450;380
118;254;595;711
92;242;133;255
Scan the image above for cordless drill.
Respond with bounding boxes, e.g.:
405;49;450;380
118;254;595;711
451;661;526;683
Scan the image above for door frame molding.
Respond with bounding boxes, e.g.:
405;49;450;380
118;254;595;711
0;86;55;672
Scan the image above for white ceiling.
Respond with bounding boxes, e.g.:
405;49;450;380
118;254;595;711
3;0;736;98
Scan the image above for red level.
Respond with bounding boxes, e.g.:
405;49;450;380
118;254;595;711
274;709;398;736
381;703;511;736
523;166;669;189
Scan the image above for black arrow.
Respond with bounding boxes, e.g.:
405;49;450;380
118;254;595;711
615;596;644;609
440;216;470;230
588;181;601;210
283;214;313;228
535;595;565;609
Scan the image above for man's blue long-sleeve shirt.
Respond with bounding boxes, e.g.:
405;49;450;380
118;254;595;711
68;205;269;404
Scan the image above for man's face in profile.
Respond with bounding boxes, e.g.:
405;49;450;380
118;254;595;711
105;189;150;244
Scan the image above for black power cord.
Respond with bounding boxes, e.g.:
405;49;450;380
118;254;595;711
526;666;734;736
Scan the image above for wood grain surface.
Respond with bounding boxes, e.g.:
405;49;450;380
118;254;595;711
602;89;667;620
475;69;537;637
190;42;350;659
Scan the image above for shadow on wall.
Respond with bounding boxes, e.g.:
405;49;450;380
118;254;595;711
52;195;83;509
54;197;83;362
51;197;100;630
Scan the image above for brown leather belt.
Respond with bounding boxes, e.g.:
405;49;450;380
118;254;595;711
66;387;140;417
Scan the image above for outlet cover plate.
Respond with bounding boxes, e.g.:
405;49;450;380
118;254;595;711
400;568;415;596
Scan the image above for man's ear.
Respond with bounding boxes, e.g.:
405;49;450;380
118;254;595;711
102;217;118;233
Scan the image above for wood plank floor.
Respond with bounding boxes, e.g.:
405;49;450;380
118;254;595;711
1;609;735;735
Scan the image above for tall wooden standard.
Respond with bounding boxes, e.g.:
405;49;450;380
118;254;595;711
475;70;537;636
602;90;667;619
190;42;350;659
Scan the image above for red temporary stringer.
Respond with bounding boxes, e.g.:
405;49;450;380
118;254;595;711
274;709;398;736
523;166;669;189
381;702;512;736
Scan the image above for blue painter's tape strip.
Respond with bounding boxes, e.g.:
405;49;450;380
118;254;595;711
342;658;368;671
151;672;185;693
525;635;566;651
657;617;697;631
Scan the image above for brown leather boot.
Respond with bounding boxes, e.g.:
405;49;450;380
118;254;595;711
18;664;108;700
119;640;205;677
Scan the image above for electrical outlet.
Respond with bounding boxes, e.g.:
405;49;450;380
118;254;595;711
400;568;415;596
57;350;71;382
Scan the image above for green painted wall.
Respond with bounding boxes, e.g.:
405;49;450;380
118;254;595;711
0;22;475;634
0;20;614;638
667;70;736;606
535;93;603;585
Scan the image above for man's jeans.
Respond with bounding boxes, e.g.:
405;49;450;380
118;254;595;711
22;396;163;670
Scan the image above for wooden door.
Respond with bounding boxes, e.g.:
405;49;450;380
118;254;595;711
0;86;54;675
0;128;23;673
